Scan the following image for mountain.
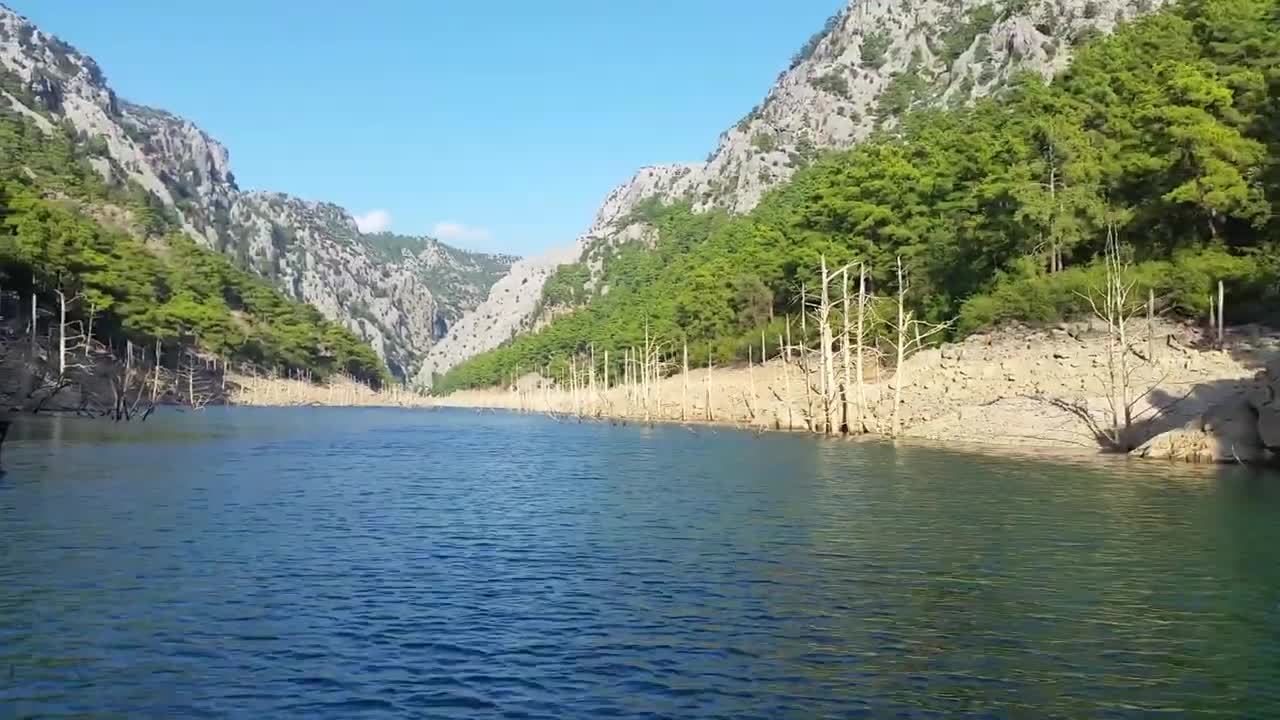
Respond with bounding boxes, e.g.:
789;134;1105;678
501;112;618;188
416;0;1167;386
431;0;1280;394
0;5;514;378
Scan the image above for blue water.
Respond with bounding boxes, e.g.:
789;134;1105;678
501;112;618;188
1;407;1278;718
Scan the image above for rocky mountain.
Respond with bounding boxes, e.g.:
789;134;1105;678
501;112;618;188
0;4;514;378
416;0;1166;387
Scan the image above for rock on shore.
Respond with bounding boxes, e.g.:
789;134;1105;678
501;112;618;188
1135;360;1279;464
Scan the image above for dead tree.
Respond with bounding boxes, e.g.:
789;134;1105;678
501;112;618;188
602;349;610;415
1217;280;1225;346
178;350;217;410
798;286;814;430
570;354;580;417
800;257;854;435
53;289;85;379
779;330;793;430
589;344;598;416
29;291;37;356
151;339;163;404
840;267;853;433
1070;223;1158;449
642;322;653;422
886;256;952;438
853;263;871;434
681;340;689;422
819;258;837;434
705;348;714;422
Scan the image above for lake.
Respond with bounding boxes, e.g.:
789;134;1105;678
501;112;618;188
1;408;1278;718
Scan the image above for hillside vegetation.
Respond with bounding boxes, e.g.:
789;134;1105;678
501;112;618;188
0;112;388;386
436;0;1280;394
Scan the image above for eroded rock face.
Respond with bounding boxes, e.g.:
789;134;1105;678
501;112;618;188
0;7;513;377
1249;363;1280;452
1134;360;1280;465
1134;399;1266;464
413;243;580;383
424;0;1169;386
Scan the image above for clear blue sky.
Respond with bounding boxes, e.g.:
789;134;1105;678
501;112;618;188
14;1;840;255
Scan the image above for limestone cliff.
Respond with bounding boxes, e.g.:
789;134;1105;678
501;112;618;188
419;0;1167;386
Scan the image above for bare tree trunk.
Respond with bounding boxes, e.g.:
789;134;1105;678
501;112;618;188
56;289;68;377
681;340;689;422
1049;163;1059;273
1091;220;1136;446
818;256;836;435
841;267;852;434
779;332;793;430
643;321;652;423
855;264;868;434
892;257;907;439
152;339;162;403
1116;261;1132;432
800;286;813;431
1147;288;1155;362
1217;280;1225;345
85;304;96;357
705;348;713;422
589;344;597;416
631;346;639;416
623;348;631;411
762;330;771;427
1209;293;1216;338
30;290;37;357
570;354;580;417
747;345;758;422
544;362;552;412
653;345;662;421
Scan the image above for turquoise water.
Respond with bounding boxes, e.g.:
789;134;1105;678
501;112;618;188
1;408;1278;718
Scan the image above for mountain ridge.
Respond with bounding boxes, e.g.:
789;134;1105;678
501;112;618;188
0;4;513;377
415;0;1168;387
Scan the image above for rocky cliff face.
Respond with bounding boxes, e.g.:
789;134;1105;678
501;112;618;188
0;5;513;377
418;0;1167;387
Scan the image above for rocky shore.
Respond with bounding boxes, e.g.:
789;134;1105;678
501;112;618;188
439;320;1280;465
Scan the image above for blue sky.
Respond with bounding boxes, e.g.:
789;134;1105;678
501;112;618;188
14;1;840;256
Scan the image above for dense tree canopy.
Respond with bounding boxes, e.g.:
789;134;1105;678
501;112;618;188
0;111;388;386
438;0;1280;393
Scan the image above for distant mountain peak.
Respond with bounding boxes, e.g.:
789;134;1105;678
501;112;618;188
0;9;514;377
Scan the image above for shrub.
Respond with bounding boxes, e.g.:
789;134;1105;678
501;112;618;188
957;248;1278;335
861;30;891;69
750;132;777;153
813;71;851;99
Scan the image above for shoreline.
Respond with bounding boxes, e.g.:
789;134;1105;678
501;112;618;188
410;404;1239;475
432;320;1280;464
11;320;1271;466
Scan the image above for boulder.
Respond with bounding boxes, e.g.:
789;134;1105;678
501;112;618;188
1258;405;1280;451
1249;378;1279;451
1133;398;1265;464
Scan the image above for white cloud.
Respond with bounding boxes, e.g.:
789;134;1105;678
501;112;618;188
432;221;494;246
354;209;392;234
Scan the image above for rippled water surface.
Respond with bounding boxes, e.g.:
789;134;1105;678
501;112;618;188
2;408;1279;718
